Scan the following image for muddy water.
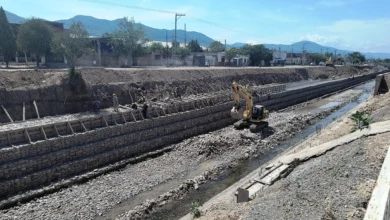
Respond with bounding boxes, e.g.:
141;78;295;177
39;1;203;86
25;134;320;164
144;81;375;220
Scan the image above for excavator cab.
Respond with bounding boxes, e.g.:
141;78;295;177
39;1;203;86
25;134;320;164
252;105;264;119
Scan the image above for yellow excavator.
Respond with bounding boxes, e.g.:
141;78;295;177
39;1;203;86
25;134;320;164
326;57;335;67
230;81;269;132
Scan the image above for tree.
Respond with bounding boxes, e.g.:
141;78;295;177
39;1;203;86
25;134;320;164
187;39;202;52
225;47;240;60
308;53;327;64
240;44;272;66
325;52;333;57
106;17;149;66
384;58;390;63
173;47;190;62
0;7;17;68
148;42;164;53
208;41;225;52
17;18;53;67
348;51;366;64
51;22;89;68
171;40;180;48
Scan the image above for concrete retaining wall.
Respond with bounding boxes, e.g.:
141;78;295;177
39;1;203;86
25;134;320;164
374;72;390;95
365;146;390;220
0;72;380;199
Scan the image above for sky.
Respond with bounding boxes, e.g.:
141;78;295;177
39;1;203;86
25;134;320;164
1;0;390;53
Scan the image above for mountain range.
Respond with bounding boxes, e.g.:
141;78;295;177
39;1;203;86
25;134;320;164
5;10;390;59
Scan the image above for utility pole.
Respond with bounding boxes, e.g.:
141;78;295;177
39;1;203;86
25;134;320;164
166;30;168;47
291;48;293;65
175;13;185;47
279;47;281;59
224;39;227;51
334;50;337;57
184;23;186;47
326;48;328;56
302;42;309;65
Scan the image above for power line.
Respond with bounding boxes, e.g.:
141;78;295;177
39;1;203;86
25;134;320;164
79;0;177;14
78;0;264;40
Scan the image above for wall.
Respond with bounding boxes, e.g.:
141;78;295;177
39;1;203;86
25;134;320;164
0;72;379;199
374;72;390;95
364;146;390;220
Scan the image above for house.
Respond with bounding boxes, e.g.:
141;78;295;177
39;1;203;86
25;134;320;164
285;52;309;65
229;54;250;67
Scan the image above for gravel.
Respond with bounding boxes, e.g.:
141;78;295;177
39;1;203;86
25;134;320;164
0;109;326;220
198;86;390;220
243;133;387;220
0;85;365;220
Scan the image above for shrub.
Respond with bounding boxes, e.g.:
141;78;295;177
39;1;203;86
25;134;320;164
349;111;372;133
190;201;201;218
68;67;87;94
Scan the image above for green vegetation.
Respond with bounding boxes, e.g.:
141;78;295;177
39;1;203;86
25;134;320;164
187;39;203;52
225;44;272;66
225;47;240;60
173;47;190;63
105;17;149;66
347;51;366;64
0;7;17;68
52;22;90;68
308;53;327;64
171;40;180;48
17;18;53;67
208;40;225;52
190;201;201;218
68;67;87;94
148;42;165;53
349;111;372;133
240;44;273;66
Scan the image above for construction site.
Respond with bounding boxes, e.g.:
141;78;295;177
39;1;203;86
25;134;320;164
0;65;390;220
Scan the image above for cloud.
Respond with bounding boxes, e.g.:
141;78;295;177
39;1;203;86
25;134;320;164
300;34;343;47
316;19;390;52
246;40;257;45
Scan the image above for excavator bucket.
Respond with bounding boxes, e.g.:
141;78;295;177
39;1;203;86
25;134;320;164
230;107;242;120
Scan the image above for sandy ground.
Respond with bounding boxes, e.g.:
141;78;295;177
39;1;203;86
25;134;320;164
196;89;390;220
0;87;363;220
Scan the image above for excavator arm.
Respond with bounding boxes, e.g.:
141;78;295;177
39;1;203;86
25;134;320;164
232;81;253;120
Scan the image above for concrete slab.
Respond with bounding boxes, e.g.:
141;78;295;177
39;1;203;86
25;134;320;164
365;146;390;220
248;183;264;200
258;164;290;185
278;120;390;165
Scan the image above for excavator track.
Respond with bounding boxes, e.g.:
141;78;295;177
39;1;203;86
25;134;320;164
233;120;251;129
249;121;269;133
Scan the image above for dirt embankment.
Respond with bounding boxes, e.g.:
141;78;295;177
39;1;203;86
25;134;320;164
197;90;390;220
0;66;383;121
0;66;381;91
